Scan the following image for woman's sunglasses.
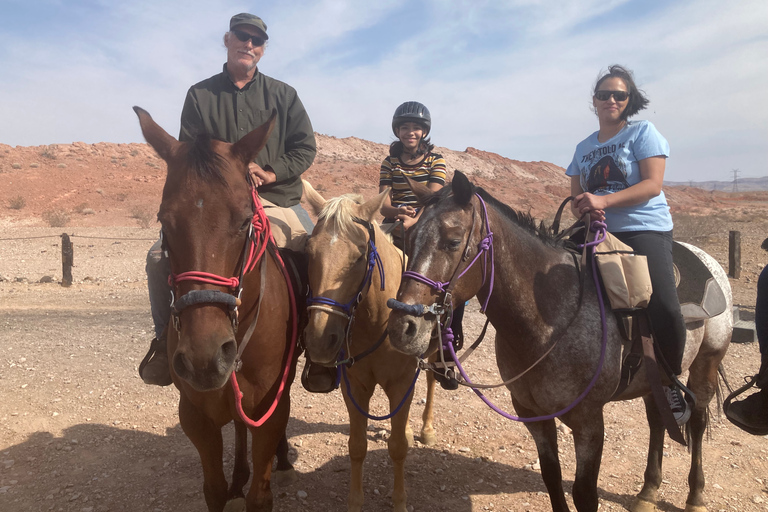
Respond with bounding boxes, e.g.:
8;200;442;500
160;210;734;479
231;29;265;47
594;90;629;102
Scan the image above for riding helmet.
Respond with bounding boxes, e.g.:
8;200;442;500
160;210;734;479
392;101;431;136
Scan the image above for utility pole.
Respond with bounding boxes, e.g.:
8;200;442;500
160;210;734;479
732;168;740;192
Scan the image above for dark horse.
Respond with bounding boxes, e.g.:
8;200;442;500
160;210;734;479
134;108;299;512
387;172;732;512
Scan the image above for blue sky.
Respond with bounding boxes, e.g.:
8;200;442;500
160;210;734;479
0;0;766;182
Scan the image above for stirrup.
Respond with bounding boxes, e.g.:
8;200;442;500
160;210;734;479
138;336;172;386
723;374;768;435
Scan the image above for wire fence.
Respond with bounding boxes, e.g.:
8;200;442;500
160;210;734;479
0;234;156;242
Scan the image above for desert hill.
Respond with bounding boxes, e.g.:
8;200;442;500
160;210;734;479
1;135;765;228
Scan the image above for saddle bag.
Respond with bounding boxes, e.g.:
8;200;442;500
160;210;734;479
593;232;653;312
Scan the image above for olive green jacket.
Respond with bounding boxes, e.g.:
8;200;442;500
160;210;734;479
179;65;316;207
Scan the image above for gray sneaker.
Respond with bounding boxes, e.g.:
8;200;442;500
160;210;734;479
664;385;691;425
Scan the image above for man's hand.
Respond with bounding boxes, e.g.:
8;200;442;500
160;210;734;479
397;205;417;218
248;163;276;187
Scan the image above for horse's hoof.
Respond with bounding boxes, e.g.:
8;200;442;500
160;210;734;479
683;505;707;512
631;498;658;512
420;430;437;446
274;468;298;487
223;497;246;512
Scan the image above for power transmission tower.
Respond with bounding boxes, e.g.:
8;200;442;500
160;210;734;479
732;168;740;192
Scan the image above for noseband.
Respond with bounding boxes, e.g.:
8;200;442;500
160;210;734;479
166;181;271;334
306;217;386;365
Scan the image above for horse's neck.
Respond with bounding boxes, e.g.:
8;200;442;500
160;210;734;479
482;207;581;339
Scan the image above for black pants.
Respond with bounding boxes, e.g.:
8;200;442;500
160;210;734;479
612;230;686;375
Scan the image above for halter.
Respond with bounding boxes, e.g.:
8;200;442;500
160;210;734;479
389;192;495;330
163;175;298;428
306;217;386;366
167;185;270;335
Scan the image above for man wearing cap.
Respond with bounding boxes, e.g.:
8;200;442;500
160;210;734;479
139;13;317;386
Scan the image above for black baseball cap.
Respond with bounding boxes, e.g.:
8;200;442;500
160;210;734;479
229;13;268;40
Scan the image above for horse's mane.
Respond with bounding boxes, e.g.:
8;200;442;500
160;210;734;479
184;134;229;185
475;187;563;247
318;194;366;238
425;183;563;247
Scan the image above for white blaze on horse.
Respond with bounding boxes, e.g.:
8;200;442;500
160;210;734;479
387;171;732;512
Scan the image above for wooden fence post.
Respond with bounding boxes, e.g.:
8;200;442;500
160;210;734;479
729;230;741;279
61;233;73;287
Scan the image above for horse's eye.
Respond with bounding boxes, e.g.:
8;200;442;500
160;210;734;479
447;239;462;251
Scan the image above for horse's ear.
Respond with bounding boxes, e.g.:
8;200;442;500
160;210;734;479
403;176;436;205
133;106;180;161
232;110;277;164
359;188;390;223
451;170;474;205
302;179;326;216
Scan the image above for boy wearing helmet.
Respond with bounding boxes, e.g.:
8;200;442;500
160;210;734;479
379;102;464;390
379;101;447;230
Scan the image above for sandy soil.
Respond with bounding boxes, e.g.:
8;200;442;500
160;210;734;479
2;139;768;512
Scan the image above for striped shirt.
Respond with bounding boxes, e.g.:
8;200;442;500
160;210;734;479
379;153;447;207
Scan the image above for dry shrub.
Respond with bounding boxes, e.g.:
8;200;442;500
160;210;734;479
73;203;90;214
8;196;26;210
115;192;128;202
42;209;70;227
39;146;57;160
131;207;155;228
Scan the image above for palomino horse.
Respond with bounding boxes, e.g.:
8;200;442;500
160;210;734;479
301;181;437;512
134;108;299;512
387;171;732;512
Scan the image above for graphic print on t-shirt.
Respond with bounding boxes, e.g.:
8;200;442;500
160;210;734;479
586;155;630;193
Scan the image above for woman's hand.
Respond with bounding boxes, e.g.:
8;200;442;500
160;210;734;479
573;192;607;222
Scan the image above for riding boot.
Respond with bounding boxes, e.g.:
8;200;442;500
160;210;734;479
727;387;768;435
138;331;172;386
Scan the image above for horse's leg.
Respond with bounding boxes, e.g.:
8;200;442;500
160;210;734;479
386;382;415;512
682;355;721;512
179;394;228;512
514;399;570;512
343;377;374;512
420;360;437;446
228;421;250;502
273;432;298;487
569;408;605;512
246;405;290;512
632;395;666;512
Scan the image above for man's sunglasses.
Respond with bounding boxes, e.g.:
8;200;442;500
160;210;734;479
231;29;265;47
594;90;629;102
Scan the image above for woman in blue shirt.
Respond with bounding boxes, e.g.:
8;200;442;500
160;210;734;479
567;65;690;424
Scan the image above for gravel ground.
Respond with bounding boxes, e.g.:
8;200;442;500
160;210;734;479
1;224;768;512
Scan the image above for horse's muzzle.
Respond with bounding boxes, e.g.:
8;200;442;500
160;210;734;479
172;338;238;392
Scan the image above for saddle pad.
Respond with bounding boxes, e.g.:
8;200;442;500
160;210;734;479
673;241;727;322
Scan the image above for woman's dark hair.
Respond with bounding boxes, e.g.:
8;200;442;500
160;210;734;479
389;137;434;158
593;65;649;120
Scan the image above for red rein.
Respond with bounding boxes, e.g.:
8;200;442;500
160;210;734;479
171;186;298;428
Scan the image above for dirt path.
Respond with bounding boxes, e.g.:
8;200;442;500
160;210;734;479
2;226;768;512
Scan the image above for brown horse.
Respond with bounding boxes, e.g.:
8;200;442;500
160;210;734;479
301;181;437;512
134;107;299;512
387;171;732;512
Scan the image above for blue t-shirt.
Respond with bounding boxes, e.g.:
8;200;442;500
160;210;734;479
566;120;672;232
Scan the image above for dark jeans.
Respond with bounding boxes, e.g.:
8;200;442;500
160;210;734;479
613;230;687;375
757;265;768;376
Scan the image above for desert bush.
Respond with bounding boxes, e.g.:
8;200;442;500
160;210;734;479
115;192;128;202
130;149;139;157
42;209;70;227
8;196;26;210
57;163;67;169
39;145;57;160
73;202;89;214
30;162;40;168
11;163;22;169
131;207;155;229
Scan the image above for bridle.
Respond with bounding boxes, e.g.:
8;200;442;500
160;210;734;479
162;174;298;428
166;183;270;337
388;192;495;335
306;217;387;366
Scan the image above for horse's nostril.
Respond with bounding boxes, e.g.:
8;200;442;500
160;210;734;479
220;339;237;363
173;351;192;377
405;320;417;337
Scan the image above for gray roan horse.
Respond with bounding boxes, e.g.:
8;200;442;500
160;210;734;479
387;171;732;512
